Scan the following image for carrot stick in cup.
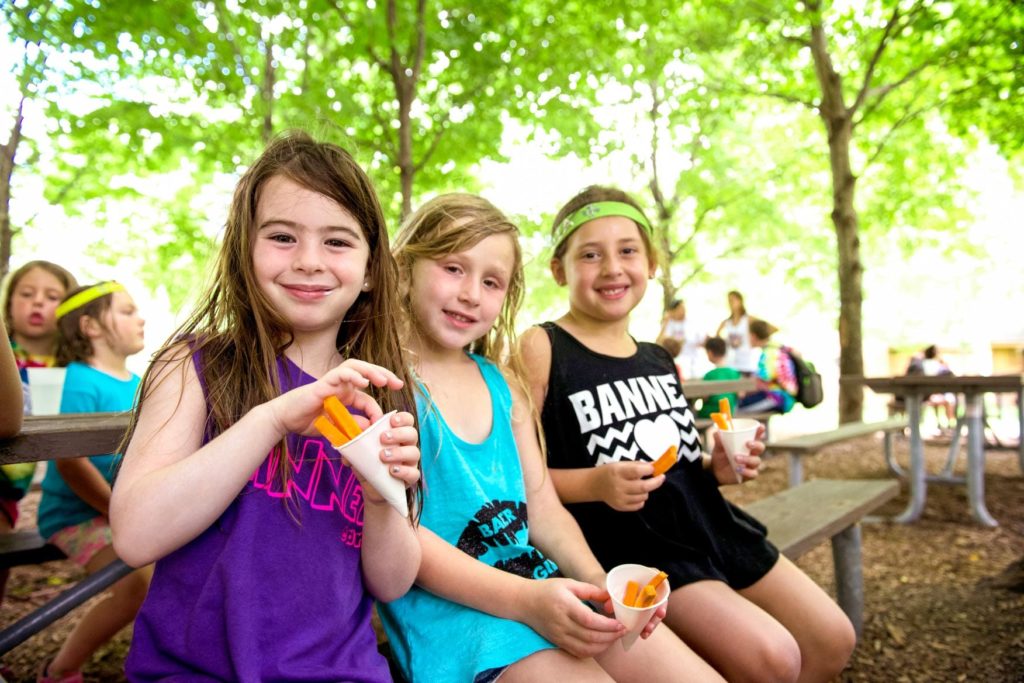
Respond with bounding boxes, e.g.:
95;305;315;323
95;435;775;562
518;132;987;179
711;412;731;431
636;585;658;608
324;395;362;441
718;398;734;429
623;580;640;607
650;445;678;477
314;415;349;447
642;571;669;595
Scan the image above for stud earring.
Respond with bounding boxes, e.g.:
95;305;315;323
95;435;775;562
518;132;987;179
361;280;372;292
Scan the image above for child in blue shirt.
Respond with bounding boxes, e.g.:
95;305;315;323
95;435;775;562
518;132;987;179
35;281;152;682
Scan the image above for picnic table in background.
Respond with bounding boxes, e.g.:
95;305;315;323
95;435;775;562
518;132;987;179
840;374;1024;527
0;412;133;655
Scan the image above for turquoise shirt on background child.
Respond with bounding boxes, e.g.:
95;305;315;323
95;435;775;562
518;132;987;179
38;361;139;539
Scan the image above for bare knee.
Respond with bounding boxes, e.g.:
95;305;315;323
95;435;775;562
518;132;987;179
730;630;801;683
801;612;856;680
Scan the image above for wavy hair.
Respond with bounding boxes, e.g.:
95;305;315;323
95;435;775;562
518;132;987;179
122;131;418;514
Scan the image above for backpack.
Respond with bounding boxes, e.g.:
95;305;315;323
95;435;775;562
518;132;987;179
782;346;823;408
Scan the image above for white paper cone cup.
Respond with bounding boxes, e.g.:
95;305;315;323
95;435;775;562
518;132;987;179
718;418;759;484
606;564;671;652
26;367;67;416
335;411;409;517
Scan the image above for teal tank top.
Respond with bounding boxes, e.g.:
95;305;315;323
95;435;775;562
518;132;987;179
379;354;557;682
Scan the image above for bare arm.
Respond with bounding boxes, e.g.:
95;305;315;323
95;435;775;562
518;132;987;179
111;345;405;567
359;412;421;603
55;459;112;516
0;318;23;437
517;327;661;511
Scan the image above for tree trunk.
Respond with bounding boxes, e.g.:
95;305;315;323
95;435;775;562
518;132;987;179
808;7;864;423
261;39;275;145
0;96;25;280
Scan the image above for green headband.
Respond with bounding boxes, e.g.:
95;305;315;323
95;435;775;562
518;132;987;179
552;201;652;249
55;281;124;320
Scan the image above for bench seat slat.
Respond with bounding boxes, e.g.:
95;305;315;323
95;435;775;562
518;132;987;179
745;479;899;558
767;418;908;454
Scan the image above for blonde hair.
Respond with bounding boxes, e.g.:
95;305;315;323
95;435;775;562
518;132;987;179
123;131;418;512
393;194;548;465
393;193;524;364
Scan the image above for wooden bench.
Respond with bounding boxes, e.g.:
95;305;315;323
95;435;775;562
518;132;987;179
767;417;908;487
745;478;899;638
0;412;134;656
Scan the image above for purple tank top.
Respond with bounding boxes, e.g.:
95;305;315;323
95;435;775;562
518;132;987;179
126;355;391;682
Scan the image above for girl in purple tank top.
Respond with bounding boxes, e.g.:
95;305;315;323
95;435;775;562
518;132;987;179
109;132;422;682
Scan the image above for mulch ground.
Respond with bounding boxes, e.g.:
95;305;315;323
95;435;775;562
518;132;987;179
2;433;1022;682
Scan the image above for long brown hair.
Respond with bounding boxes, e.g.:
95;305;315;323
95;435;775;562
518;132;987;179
123;131;418;511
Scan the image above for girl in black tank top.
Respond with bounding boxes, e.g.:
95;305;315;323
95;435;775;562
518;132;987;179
520;186;856;682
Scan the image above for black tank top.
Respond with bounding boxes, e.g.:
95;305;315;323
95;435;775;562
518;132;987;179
539;322;778;589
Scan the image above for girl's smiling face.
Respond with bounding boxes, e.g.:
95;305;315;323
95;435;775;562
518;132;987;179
551;216;656;324
9;266;67;344
409;233;515;357
252;175;371;341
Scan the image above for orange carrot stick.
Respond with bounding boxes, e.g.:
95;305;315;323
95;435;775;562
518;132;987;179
650;445;678;477
642;571;668;595
711;412;731;431
314;415;349;447
623;580;640;607
718;398;734;429
324;395;362;441
636;585;658;608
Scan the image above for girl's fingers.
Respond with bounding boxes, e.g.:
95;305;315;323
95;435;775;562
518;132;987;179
380;424;419;449
386;464;420;488
337;359;404;389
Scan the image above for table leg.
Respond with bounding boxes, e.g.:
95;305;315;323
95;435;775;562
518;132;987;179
965;392;998;527
1018;388;1023;474
894;395;926;524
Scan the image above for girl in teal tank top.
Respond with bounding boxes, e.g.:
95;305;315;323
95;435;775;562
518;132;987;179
379;194;720;682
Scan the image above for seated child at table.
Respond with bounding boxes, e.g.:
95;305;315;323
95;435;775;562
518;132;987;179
521;185;854;681
697;335;742;418
737;320;797;415
0;260;77;608
35;281;153;682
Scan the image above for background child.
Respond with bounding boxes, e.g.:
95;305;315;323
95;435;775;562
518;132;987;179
34;281;150;682
737;319;797;415
0;260;77;606
656;336;684;381
656;298;706;380
520;185;855;683
696;335;742;419
380;194;720;682
109;132;422;681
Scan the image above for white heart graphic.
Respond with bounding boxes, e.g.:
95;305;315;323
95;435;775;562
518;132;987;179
633;414;679;462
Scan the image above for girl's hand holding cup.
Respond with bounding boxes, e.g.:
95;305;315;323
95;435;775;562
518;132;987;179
709;422;766;485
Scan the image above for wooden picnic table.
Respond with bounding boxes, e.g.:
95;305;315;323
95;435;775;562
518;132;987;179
0;412;130;466
680;377;756;400
840;374;1023;526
